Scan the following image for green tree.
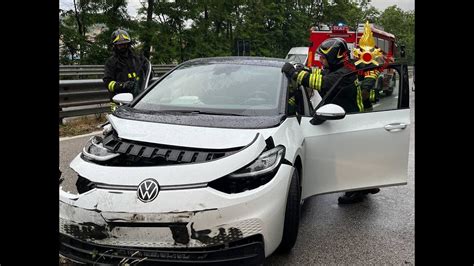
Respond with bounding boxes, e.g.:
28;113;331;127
377;6;415;64
60;0;414;66
59;0;131;65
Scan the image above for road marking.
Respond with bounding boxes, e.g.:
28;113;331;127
60;131;102;142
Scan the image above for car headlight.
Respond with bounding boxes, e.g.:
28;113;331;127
209;146;286;194
229;146;285;178
82;135;119;161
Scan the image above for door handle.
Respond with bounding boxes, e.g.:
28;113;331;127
384;123;407;132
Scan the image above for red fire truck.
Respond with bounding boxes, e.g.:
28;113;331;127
307;23;397;96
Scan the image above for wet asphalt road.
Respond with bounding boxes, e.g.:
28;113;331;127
59;80;414;264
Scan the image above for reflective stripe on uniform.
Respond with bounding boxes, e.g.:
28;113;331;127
364;70;378;79
128;73;132;78
356;86;364;112
316;69;322;90
370;89;376;102
133;72;137;77
309;73;315;89
110;102;118;112
288;96;296;106
108;81;116;92
310;68;322;91
297;71;307;84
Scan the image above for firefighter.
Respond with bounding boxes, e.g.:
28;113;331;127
282;37;360;114
338;22;385;203
357;67;380;112
103;29;151;111
282;37;380;204
286;62;306;115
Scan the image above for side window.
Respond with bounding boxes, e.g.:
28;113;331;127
301;85;322;116
325;65;404;114
377;37;384;51
286;82;305;116
287;82;322;117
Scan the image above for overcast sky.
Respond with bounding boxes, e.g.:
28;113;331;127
60;0;415;18
369;0;414;11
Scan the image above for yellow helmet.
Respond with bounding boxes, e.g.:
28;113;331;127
111;29;131;45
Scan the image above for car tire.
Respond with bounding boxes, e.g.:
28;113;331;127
276;168;301;253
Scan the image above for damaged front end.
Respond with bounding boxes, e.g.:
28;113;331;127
60;202;265;264
60;124;291;264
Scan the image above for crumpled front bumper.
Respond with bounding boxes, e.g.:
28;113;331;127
59;164;294;264
59;232;265;265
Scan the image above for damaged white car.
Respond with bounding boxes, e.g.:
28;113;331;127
59;57;411;264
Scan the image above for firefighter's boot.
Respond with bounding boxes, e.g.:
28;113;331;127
338;188;380;204
338;191;366;204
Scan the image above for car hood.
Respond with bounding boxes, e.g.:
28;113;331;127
108;115;274;149
67;117;300;188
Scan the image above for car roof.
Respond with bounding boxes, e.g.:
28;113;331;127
287;47;308;55
181;56;286;68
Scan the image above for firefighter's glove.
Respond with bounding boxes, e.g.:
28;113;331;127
125;80;137;90
281;62;297;80
117;81;136;92
294;63;305;72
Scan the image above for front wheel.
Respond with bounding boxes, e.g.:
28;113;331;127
276;168;301;253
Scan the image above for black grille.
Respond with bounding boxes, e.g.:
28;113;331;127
87;132;243;167
60;233;265;265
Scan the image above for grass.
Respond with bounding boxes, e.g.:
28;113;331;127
59;115;107;137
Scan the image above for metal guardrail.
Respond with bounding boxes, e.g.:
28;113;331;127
59;78;163;120
59;64;176;121
60;64;176;79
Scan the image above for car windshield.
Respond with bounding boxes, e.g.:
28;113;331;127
134;63;284;116
286;54;307;64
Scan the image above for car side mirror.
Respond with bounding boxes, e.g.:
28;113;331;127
112;93;133;105
310;104;346;125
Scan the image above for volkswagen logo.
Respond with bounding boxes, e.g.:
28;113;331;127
137;179;160;203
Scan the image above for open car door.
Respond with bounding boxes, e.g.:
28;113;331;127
300;64;410;199
132;59;153;96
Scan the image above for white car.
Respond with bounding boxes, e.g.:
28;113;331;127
59;57;411;264
285;47;309;64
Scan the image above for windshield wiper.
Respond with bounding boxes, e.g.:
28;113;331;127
157;110;244;116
